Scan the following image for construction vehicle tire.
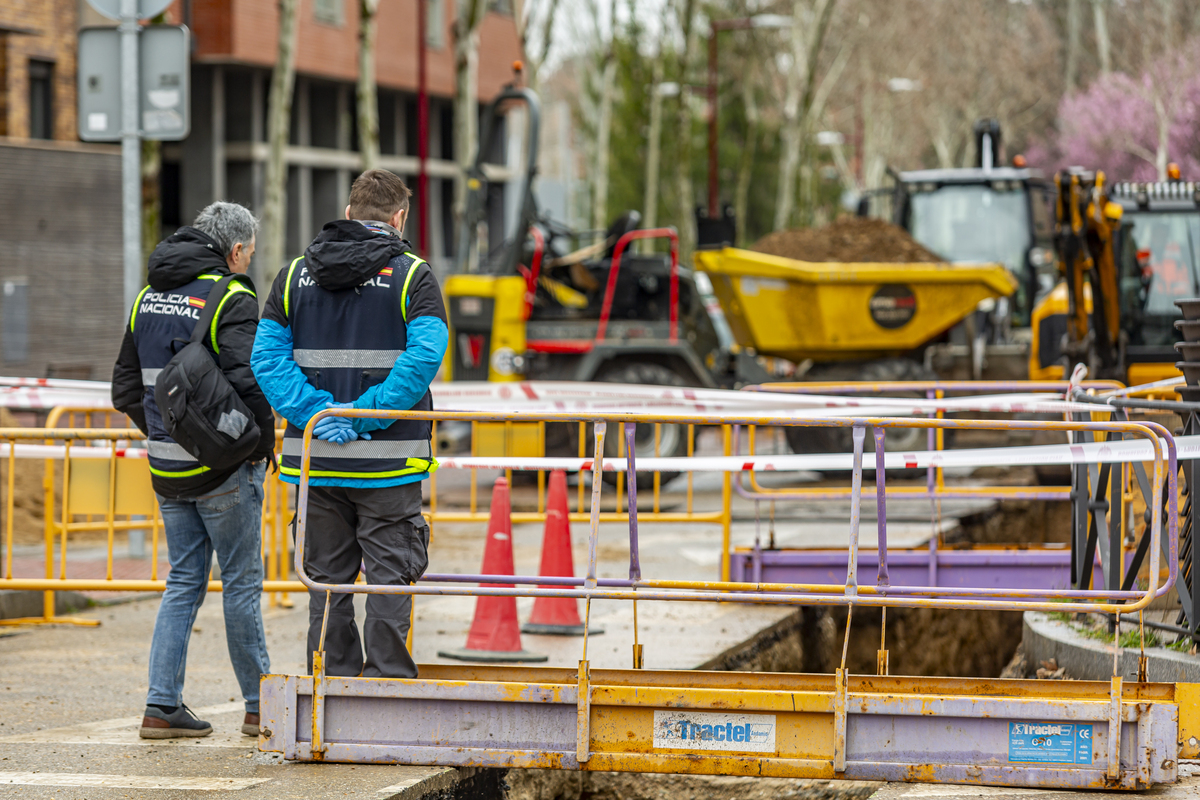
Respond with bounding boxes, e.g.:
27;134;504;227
784;358;940;477
595;361;692;490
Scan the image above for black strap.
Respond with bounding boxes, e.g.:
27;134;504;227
189;275;240;345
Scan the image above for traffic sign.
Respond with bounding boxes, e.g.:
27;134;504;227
77;25;189;142
84;0;172;22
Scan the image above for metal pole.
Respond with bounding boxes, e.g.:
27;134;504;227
120;0;142;314
417;0;429;255
706;31;718;218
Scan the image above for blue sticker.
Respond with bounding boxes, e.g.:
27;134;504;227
1008;722;1093;764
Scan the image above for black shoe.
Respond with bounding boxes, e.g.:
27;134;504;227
139;704;213;739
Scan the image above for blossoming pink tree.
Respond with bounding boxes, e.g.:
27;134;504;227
1031;39;1200;181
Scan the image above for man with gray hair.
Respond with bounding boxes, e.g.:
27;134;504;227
112;201;275;740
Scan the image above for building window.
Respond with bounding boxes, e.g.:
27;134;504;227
2;278;29;363
28;60;53;140
314;0;343;26
426;0;445;48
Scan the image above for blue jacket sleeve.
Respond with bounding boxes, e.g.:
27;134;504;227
351;315;449;433
250;318;336;430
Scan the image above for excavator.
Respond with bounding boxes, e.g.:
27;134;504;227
1029;165;1198;385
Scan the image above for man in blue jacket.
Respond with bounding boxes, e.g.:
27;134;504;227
251;170;448;678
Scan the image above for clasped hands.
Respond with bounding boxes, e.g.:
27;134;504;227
312;403;372;445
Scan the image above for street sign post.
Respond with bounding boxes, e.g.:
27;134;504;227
78;26;189;142
77;11;189;316
82;0;172;22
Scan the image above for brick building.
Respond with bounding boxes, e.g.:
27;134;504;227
171;0;522;282
0;0;78;141
0;0;522;380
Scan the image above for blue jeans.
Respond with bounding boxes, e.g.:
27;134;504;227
147;461;270;713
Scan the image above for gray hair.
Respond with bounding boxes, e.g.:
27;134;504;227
193;201;258;258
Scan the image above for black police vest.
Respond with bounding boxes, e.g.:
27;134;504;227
279;252;435;482
130;273;256;484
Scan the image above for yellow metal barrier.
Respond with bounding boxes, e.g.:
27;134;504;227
0;412;733;618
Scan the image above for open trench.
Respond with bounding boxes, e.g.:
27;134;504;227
487;497;1071;800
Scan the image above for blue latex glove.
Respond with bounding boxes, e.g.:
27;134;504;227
313;415;352;441
314;403;371;444
321;426;357;445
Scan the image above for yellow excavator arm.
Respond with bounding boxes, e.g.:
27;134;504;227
1039;168;1124;378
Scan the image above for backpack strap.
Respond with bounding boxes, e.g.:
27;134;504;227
189;274;239;345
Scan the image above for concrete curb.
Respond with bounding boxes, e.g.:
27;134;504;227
0;589;93;620
1023;611;1200;683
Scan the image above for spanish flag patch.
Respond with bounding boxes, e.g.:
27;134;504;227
188;297;206;308
379;266;393;276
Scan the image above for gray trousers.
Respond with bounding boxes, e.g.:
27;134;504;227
301;482;429;678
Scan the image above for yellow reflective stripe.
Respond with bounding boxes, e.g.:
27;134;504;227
279;458;438;480
400;255;426;323
283;257;304;320
197;273;223;281
129;285;152;332
149;464;212;478
209;282;256;354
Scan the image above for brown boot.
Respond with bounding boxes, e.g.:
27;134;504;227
242;712;260;737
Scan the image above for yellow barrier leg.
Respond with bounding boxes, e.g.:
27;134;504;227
0;439;98;627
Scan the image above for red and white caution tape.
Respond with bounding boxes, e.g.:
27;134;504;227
0;432;1180;471
435;433;1181;473
0;443;147;459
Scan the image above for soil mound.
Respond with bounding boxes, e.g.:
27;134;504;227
749;216;944;263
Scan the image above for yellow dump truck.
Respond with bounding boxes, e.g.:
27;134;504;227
695;248;1017;364
693;247;1017;453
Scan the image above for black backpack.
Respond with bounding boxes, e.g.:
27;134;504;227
154;275;262;471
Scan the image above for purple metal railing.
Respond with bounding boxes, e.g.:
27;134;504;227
290;409;1177;615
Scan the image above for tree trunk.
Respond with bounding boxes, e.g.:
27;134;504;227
1065;0;1081;90
1155;96;1169;181
673;0;698;262
141;139;161;262
261;0;301;285
773;4;803;234
516;0;561;91
592;19;617;232
453;0;488;253
531;0;560;90
357;0;381;170
733;75;757;247
773;0;836;232
1092;0;1110;73
642;55;664;251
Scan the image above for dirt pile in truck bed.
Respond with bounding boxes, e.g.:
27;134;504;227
749;215;945;263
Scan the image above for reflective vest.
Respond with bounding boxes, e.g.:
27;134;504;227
130;273;257;482
278;252;436;482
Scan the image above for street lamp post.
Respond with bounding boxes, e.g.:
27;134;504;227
706;14;791;218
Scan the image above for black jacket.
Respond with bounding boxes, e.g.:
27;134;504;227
112;227;276;497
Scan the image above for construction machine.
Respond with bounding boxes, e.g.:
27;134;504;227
1029;167;1198;385
886;121;1058;331
442;81;1017;464
442;80;736;471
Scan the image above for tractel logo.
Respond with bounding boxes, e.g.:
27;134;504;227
673;720;772;745
652;711;776;753
1012;723;1070;737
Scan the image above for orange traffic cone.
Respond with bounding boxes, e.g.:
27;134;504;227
523;470;604;636
438;478;547;663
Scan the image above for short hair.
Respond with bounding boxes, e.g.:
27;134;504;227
348;169;412;223
193;201;258;258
